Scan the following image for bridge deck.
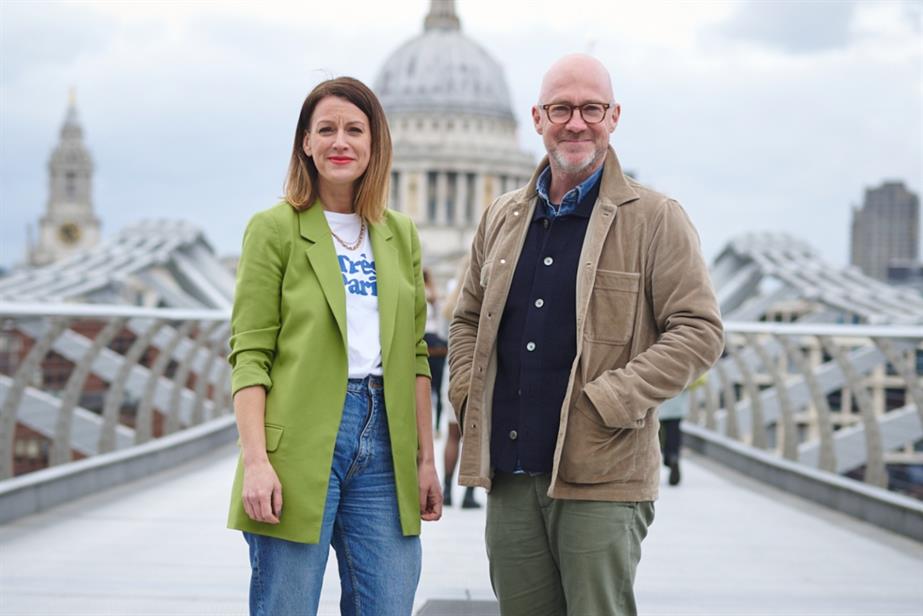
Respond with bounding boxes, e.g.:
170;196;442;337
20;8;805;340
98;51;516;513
1;445;921;615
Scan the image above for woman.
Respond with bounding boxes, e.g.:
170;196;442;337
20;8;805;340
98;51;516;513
227;76;442;616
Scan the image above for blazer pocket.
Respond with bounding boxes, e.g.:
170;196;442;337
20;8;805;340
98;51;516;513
559;398;638;484
585;269;640;345
265;423;284;452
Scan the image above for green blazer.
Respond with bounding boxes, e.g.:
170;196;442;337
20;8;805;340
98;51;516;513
227;201;430;544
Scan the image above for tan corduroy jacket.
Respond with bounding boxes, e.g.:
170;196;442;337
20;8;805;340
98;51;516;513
448;148;723;502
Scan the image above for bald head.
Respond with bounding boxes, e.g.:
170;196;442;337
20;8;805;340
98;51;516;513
531;53;620;190
538;54;614;105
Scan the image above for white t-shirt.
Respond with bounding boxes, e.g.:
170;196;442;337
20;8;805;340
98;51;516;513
323;211;382;378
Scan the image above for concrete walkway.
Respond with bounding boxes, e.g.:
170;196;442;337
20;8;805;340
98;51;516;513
0;444;921;615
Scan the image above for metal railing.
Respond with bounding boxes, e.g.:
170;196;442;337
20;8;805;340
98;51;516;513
687;322;923;493
0;302;232;480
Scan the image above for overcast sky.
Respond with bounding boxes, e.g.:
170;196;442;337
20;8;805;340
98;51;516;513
1;0;920;269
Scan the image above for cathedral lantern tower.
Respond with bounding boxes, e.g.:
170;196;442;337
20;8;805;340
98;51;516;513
374;0;534;276
29;91;101;266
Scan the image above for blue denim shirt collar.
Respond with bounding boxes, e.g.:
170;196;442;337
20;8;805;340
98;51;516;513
535;164;604;219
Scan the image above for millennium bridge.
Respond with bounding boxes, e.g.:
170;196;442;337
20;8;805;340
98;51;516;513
0;223;921;615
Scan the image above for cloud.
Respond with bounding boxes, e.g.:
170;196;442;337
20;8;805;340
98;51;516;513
903;2;922;33
0;0;919;271
708;0;858;55
0;2;116;83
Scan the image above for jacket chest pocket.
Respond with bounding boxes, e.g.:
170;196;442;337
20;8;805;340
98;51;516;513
585;270;640;345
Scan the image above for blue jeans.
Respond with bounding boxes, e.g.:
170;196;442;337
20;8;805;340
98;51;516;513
244;375;421;615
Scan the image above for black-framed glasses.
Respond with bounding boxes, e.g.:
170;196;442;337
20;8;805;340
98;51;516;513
541;103;611;125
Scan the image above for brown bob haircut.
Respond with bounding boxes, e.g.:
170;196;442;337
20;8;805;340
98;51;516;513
284;76;392;223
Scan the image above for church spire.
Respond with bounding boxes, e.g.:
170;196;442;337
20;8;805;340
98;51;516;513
424;0;460;31
62;87;83;139
28;90;100;266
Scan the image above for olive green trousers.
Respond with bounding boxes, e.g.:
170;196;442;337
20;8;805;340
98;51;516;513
485;472;654;616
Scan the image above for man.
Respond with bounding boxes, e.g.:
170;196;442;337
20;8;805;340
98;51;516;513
448;54;723;615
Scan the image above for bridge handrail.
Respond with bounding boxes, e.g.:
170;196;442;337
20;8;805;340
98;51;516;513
723;321;923;338
0;301;229;321
0;302;233;480
685;318;922;536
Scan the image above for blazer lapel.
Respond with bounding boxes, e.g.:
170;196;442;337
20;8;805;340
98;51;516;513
369;219;397;368
299;204;347;344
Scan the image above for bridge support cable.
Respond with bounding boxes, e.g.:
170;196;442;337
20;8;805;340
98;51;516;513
776;335;837;473
727;342;768;449
191;323;230;425
97;319;166;447
746;333;798;461
134;320;196;446
52;318;127;466
166;321;222;434
712;361;739;439
0;318;71;479
818;336;887;488
874;337;923;427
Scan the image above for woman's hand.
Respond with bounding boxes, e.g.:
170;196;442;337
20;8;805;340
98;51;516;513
418;459;443;521
242;459;283;524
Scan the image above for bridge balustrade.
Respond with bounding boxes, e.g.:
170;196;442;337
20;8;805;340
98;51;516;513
0;302;232;480
689;322;923;491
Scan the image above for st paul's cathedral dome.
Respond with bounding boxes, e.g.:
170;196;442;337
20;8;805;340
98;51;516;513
373;0;534;274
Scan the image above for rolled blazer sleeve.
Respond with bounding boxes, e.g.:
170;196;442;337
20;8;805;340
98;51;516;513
228;211;284;396
583;200;724;429
411;222;431;379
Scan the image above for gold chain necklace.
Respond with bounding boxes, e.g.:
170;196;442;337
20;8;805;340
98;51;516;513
330;217;366;251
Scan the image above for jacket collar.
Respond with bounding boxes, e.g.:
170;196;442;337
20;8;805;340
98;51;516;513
297;200;393;242
522;146;639;209
297;201;397;363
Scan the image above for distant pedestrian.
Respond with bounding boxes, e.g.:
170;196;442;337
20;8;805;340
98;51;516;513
441;256;481;509
227;76;441;616
424;268;448;436
659;374;707;486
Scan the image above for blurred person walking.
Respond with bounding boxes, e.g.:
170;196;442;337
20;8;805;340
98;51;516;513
227;76;441;616
441;256;481;509
659;374;707;486
423;268;448;436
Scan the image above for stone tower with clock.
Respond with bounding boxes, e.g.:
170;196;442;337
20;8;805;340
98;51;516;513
28;92;101;266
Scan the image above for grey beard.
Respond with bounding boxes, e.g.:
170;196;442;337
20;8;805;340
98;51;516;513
550;147;603;175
